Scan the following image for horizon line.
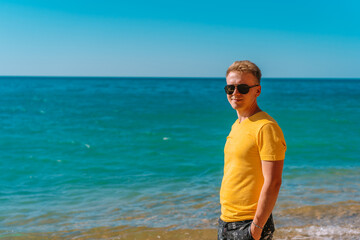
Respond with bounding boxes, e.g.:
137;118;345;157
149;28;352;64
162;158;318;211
0;75;360;80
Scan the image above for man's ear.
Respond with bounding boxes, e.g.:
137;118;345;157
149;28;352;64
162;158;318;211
256;85;261;97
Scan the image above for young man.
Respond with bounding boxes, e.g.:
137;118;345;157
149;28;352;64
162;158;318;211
218;60;286;240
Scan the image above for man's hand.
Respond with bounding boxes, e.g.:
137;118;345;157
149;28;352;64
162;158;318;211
250;222;262;240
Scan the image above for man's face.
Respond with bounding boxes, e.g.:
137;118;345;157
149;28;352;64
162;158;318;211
226;71;261;111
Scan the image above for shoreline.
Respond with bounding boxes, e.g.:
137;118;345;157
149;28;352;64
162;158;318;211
2;201;359;239
2;224;360;240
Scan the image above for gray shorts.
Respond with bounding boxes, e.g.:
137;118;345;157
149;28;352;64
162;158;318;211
217;214;275;240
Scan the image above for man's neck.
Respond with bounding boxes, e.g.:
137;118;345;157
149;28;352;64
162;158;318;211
236;105;262;123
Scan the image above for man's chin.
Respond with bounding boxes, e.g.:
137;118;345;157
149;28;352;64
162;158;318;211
231;104;243;110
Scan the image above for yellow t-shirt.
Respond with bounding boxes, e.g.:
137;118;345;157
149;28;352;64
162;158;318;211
220;111;286;222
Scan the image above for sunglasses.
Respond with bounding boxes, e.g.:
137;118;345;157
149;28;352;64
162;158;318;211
224;84;259;95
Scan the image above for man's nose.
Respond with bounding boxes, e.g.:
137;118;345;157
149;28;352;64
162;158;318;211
232;86;241;95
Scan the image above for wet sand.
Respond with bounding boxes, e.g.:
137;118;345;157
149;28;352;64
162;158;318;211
3;225;360;240
1;226;216;240
2;201;359;239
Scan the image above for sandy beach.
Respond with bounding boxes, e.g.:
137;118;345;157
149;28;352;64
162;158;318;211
3;200;359;239
3;225;360;240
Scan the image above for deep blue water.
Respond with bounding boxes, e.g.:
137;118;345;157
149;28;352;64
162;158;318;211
0;77;359;235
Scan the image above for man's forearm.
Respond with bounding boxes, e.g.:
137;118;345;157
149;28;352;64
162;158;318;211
253;179;282;227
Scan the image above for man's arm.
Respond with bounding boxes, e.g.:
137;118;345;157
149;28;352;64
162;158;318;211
250;160;284;240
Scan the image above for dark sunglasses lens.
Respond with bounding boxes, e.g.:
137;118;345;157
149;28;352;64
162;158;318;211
237;84;250;94
225;85;235;94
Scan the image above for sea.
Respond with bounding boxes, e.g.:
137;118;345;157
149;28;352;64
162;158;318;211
0;77;359;240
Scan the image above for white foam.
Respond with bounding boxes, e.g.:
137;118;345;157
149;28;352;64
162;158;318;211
281;225;360;238
163;137;170;141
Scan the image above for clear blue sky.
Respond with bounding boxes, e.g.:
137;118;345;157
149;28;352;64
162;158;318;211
0;0;359;77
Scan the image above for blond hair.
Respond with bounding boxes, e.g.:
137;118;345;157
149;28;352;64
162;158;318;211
226;60;262;83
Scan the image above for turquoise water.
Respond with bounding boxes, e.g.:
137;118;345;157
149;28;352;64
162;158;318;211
1;77;359;237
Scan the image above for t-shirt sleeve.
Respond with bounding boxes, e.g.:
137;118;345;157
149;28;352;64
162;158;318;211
257;123;287;161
